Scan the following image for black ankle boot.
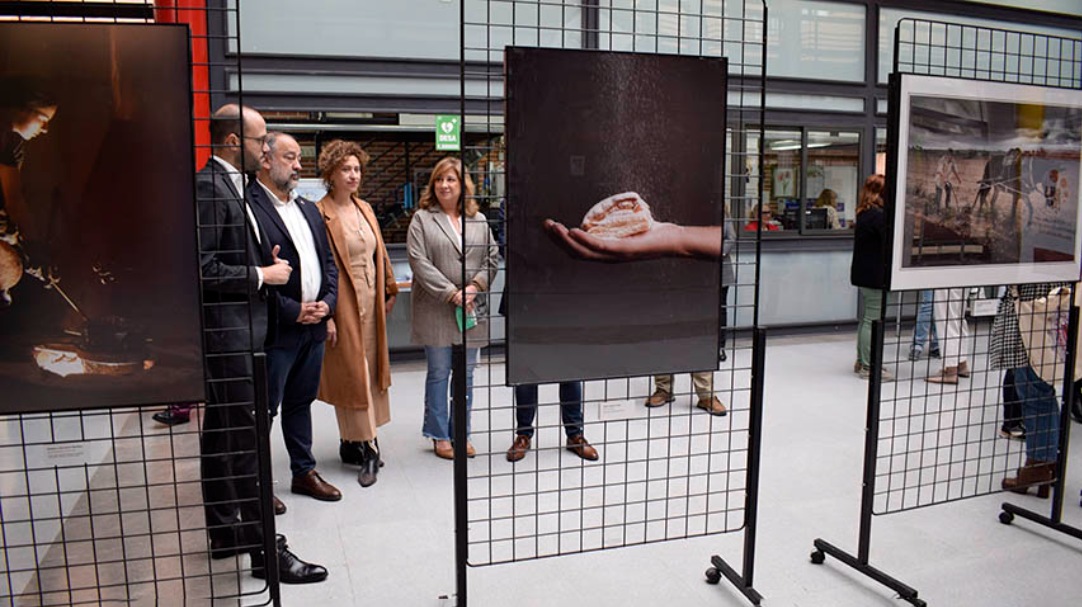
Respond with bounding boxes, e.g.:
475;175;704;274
358;441;379;487
339;440;364;465
374;437;385;468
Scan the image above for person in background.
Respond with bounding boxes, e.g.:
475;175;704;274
743;202;780;232
645;370;727;416
314;140;398;487
152;402;195;426
407;157;499;460
720;216;737;361
1000;369;1025;439
249;132;341;503
908;289;940;361
850;174;893;382
925;288;971;384
505;382;599;462
814;188;841;230
989;283;1062;498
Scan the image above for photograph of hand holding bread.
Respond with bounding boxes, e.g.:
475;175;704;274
544;191;723;262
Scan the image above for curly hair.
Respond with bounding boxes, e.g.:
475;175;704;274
417;156;479;217
317;139;371;191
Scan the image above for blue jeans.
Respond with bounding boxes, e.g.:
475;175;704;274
422;346;478;442
514;382;585;439
1012;366;1059;462
911;289;939;352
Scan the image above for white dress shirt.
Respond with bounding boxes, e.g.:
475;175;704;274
258;180;322;303
209;155;263;288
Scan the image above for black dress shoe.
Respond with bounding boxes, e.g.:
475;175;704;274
250;535;328;584
152;409;189;426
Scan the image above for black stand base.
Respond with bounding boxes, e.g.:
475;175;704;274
810;539;926;607
999;502;1082;541
705;555;762;605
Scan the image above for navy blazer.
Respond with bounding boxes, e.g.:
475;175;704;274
196;160;273;354
247;179;338;348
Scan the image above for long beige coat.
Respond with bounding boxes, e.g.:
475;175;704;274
407;206;500;347
316;196;399;409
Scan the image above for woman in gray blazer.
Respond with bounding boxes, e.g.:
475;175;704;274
407;157;499;460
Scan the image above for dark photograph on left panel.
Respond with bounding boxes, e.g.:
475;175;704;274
0;22;204;413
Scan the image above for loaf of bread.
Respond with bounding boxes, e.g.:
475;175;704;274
580;192;654;239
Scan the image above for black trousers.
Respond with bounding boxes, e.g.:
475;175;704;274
200;351;265;551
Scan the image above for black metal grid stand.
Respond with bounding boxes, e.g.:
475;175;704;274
0;2;278;605
706;327;767;605
811;319;925;607
810;18;1082;606
455;1;768;605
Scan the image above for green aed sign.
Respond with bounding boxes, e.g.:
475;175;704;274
435;114;461;151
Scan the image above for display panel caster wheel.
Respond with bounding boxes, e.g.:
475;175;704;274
810;550;825;564
704;567;721;585
999;511;1014;525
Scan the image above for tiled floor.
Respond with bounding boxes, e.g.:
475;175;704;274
262;330;1082;607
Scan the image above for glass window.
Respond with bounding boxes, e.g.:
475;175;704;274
766;0;865;81
807;131;860;230
755;129;801;232
748;127;861;234
974;0;1082;17
231;0;581;60
598;0;763;66
875;128;888;176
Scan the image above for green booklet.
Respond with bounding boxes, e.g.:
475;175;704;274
455;306;477;331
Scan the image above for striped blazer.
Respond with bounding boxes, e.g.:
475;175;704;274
406;206;500;347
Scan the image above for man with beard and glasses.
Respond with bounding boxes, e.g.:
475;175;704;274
249;131;341;503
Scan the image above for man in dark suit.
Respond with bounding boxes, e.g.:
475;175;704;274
199;105;327;584
248;131;341;502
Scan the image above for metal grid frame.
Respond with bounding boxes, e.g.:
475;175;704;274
882;17;1081;515
810;17;1082;607
0;2;278;605
455;1;767;604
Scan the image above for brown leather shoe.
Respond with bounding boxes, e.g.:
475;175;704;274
957;360;970;377
1001;459;1056;498
465;441;476;458
926;366;959;384
433;440;454;460
290;470;342;502
644;390;674;408
273;495;287;516
696;396;728;417
566;435;599;461
506;434;531;462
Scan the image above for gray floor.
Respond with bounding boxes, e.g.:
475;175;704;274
260;331;1082;607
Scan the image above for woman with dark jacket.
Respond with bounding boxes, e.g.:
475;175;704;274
850;174;893;381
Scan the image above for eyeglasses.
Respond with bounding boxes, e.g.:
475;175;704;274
243;135;268;144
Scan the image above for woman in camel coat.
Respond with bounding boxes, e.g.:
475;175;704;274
315;140;398;487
